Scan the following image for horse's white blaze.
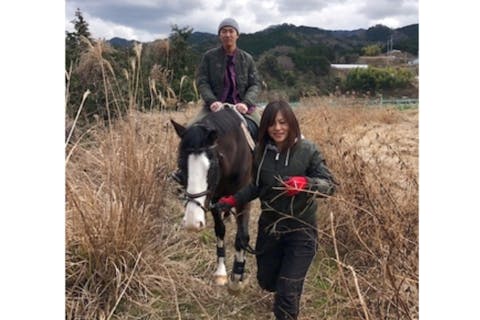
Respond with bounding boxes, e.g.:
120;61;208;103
183;152;210;231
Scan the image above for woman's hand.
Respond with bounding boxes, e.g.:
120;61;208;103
213;195;237;212
283;176;308;196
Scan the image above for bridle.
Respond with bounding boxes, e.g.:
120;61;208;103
183;189;211;213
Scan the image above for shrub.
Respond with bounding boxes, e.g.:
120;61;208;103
362;44;382;56
345;67;414;94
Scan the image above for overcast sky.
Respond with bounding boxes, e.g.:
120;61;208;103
65;0;418;42
3;3;480;319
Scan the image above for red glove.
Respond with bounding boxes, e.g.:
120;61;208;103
284;176;308;196
214;195;237;211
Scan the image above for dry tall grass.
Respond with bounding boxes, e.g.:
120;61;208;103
66;42;417;319
65;106;275;320
298;98;418;319
66;99;418;319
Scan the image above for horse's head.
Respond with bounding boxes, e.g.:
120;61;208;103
171;119;220;231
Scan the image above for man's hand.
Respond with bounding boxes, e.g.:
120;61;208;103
210;101;224;112
234;103;248;114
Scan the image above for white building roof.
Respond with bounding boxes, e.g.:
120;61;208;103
331;64;368;69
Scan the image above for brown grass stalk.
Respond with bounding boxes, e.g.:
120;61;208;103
66;74;417;318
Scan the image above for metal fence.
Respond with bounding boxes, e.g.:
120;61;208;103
369;97;419;108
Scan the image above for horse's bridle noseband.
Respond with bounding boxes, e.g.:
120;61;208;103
184;190;211;213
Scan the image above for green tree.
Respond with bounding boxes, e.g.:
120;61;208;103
362;44;382;56
284;45;332;78
65;10;129;122
168;25;196;102
169;25;193;73
65;8;93;69
366;24;392;42
259;54;282;79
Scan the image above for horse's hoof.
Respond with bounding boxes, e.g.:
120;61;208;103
213;275;228;286
227;275;249;295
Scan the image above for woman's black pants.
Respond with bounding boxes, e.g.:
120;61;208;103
255;221;317;320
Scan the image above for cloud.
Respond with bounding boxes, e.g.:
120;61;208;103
88;15;163;42
65;0;418;41
358;0;418;27
276;0;344;13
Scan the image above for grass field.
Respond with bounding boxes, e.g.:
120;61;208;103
66;96;418;319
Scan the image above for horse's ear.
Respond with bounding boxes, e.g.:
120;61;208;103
206;128;218;146
170;119;186;137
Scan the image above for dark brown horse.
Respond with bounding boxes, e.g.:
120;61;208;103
171;107;252;291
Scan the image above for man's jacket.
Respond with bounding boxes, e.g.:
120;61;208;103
196;46;261;113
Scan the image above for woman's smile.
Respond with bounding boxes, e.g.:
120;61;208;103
268;111;289;148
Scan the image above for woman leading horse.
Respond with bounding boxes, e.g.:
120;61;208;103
214;100;337;319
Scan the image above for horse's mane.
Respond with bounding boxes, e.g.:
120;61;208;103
199;108;242;135
180;108;243;153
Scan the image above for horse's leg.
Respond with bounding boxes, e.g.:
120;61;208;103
211;208;228;285
228;203;251;294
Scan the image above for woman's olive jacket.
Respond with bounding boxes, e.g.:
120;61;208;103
234;138;336;228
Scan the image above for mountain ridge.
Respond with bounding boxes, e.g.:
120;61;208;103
108;23;418;58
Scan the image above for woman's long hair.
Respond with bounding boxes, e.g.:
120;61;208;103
257;100;301;153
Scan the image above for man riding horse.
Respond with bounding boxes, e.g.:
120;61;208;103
169;17;261;293
171;17;261;186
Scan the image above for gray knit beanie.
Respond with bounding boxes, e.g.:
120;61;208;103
218;18;239;35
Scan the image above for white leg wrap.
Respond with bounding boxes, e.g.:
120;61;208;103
214;257;227;277
213;239;228;285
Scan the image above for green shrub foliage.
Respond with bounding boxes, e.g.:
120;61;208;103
345;67;414;94
362;44;382;56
